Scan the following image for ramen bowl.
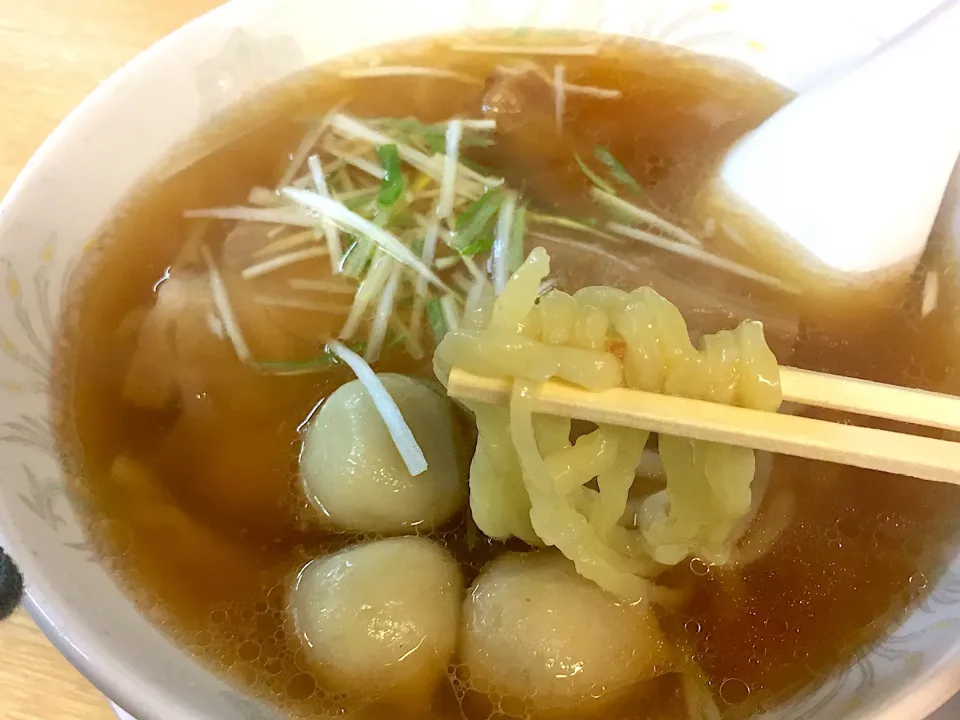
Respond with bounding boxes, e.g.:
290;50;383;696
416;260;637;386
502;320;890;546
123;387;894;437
1;1;959;718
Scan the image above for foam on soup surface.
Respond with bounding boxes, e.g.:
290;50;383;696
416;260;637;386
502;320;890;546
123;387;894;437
56;31;960;719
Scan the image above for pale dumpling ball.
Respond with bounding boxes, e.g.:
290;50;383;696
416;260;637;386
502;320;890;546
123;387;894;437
291;537;462;705
301;373;466;533
461;552;666;714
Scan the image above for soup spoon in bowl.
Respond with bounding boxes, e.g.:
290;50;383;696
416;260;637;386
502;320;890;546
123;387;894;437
707;0;960;303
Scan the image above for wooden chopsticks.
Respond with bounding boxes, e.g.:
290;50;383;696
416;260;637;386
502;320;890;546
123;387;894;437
779;367;960;433
446;367;960;485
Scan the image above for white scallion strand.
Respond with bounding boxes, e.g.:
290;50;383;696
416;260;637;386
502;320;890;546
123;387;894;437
440;294;461;333
254;296;350;314
607;221;798;294
339;65;483;85
554;64;566;134
495;63;621;99
328;340;428;476
452;43;600;56
253;230;320;259
590;187;704;248
492;191;518;294
288;278;356;294
307;154;344;271
339;253;395;340
365;263;403;363
241;246;330;280
410;216;441;349
320;140;387;181
276;102;347;189
200;245;252;363
438;119;463;219
282;187;448;291
185;206;324;227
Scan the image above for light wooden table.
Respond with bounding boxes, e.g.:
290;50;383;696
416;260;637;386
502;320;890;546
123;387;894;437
0;4;222;717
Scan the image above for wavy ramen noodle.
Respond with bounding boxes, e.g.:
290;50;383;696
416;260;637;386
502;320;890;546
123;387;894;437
436;248;782;600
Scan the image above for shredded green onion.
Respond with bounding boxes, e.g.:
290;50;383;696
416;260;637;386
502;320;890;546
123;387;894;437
344;192;378;212
378;117;496;155
456;188;501;230
460;157;497;177
255;357;337;375
376;144;404;206
572;215;600;228
411;235;426;258
574;152;617;195
427;297;449;342
528;212;622;246
459;236;493;257
255;342;366;376
454;189;504;255
212;110;766;384
594;145;644;195
387;329;409;349
341;237;373;278
507;204;527;273
462;135;496;149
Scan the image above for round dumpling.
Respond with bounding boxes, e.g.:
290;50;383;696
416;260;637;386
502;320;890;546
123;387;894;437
461;552;665;714
291;536;462;705
301;373;466;533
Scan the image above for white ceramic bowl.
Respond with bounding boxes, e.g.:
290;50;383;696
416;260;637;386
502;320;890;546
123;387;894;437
1;1;960;718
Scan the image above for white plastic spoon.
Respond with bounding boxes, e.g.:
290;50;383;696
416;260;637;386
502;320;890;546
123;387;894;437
710;0;960;296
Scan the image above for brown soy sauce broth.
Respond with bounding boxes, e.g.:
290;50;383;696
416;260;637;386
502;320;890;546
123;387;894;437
54;31;960;719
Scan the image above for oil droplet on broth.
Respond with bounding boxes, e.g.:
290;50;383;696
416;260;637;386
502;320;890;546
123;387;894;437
719;678;750;705
239;640;262;661
689;558;711;576
286;671;317;701
499;694;527;717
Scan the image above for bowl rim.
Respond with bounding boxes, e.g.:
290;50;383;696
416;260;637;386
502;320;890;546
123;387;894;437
2;1;960;719
0;4;269;718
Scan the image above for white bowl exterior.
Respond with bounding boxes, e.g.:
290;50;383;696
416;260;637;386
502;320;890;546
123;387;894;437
0;1;956;719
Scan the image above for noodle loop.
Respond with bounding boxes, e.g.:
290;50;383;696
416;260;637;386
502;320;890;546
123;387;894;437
436;248;783;600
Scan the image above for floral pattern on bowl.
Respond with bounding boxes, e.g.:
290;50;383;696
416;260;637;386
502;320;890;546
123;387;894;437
0;1;956;719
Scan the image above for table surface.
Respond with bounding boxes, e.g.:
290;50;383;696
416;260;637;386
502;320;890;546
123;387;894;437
0;4;221;717
2;1;960;719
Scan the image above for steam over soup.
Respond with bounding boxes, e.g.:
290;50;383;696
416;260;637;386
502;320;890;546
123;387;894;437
57;32;960;720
